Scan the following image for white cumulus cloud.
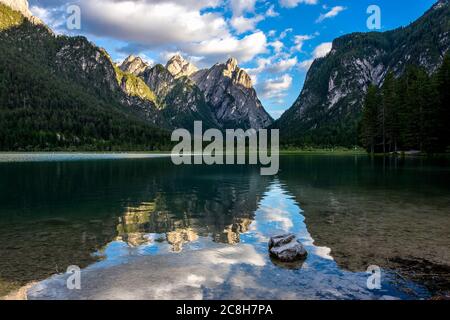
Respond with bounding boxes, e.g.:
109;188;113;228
67;0;269;65
231;15;264;34
316;6;346;23
259;74;293;100
313;42;332;58
184;31;268;64
298;42;332;71
293;34;314;52
230;0;256;16
279;0;318;9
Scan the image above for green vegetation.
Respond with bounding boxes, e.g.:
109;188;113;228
0;3;23;30
162;76;219;131
279;148;366;156
359;53;450;154
278;1;449;149
1;3;448;153
115;65;158;104
0;4;171;151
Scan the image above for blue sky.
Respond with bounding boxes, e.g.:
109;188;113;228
29;0;437;119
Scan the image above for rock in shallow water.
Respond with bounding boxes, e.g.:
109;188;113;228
269;234;308;262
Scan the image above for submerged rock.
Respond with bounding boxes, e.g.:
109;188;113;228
269;234;308;262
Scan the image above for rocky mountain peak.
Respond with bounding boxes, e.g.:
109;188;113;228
120;55;149;76
219;57;252;89
225;57;238;72
0;0;44;26
166;54;198;78
191;58;272;130
0;0;31;17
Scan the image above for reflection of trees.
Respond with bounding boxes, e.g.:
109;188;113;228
0;159;272;296
279;156;450;293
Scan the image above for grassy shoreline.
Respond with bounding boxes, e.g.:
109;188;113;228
0;149;448;157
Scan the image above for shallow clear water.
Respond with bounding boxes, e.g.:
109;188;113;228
0;154;449;299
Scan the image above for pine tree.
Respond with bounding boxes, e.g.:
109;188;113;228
382;73;400;152
401;66;422;150
360;85;381;153
359;57;449;154
435;53;450;151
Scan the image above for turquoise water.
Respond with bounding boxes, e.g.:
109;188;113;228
0;154;449;299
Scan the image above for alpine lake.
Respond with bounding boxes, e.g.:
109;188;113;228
0;153;449;300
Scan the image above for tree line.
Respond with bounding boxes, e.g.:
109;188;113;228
359;53;450;154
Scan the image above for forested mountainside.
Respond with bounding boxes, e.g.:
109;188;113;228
0;1;273;151
360;53;450;154
0;3;170;151
277;0;449;149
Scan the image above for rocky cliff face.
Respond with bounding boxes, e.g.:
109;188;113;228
51;37;163;126
120;54;273;130
140;64;176;99
0;0;42;25
1;2;163;127
191;58;273;129
119;55;149;76
166;54;198;79
277;0;450;146
119;55;219;129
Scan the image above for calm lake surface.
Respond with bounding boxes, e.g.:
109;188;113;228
0;154;449;299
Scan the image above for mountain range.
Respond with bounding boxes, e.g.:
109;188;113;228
0;0;272;150
119;54;273;131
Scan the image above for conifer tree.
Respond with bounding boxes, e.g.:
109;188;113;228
360;85;381;153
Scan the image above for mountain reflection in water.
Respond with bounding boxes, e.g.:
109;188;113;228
0;154;449;299
27;180;429;300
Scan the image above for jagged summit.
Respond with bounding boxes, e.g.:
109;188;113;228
116;53;270;129
120;55;149;76
191;57;272;129
216;57;253;89
225;57;238;71
0;2;273;131
0;0;31;17
166;54;198;78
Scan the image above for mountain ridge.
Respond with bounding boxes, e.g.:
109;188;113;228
120;54;273;130
191;57;273;129
276;0;450;147
0;0;273;153
0;2;170;151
